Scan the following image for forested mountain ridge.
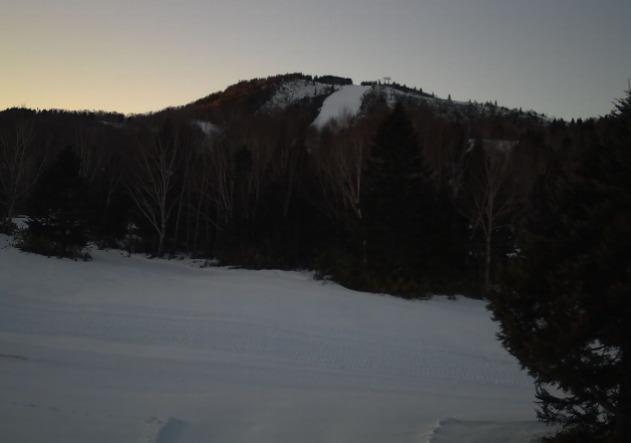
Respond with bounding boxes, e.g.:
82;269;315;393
0;73;596;297
178;72;548;124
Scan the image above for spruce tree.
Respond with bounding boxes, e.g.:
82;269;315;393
489;91;631;442
362;103;467;295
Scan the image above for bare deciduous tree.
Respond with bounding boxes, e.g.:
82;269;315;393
188;141;217;252
74;125;101;183
460;139;522;294
311;112;374;225
232;115;277;232
127;124;183;256
269;112;308;220
0;117;45;231
208;137;236;238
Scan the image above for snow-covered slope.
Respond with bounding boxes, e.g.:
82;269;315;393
0;235;550;442
312;85;371;128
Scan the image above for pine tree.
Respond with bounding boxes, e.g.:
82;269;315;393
489;91;631;442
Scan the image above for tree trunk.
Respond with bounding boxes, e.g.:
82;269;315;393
614;357;631;442
157;227;165;258
2;198;16;231
484;228;492;295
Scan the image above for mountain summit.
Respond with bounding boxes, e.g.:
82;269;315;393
178;73;547;127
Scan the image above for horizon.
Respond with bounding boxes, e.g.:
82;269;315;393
2;0;630;120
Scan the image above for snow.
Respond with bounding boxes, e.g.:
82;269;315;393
0;234;551;442
193;120;219;137
312;85;371;128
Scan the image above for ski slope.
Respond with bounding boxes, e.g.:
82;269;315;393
312;85;370;128
0;234;550;442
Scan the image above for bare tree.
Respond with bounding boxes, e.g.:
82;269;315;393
201;108;253;242
188;141;217;252
127;124;183;256
308;112;382;265
0;117;45;231
231;114;277;233
460;139;522;294
193;111;282;250
74;125;101;183
311;112;374;225
208;136;236;238
268;111;309;220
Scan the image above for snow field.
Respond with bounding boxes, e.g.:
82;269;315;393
0;235;550;442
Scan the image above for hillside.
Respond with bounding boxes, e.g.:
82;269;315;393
178;73;547;125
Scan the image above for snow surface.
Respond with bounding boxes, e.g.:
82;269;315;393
0;234;551;442
312;85;371;128
193;120;219;137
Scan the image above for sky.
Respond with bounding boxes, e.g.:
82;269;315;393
1;0;630;120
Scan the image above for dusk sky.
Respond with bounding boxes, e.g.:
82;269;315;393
2;0;630;120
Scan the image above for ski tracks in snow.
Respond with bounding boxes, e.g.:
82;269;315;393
0;289;528;394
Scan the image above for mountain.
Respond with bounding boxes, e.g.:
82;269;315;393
0;72;587;297
0;72;550;141
174;72;548;128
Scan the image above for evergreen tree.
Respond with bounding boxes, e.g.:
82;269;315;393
489;91;631;442
20;146;92;258
362;103;467;295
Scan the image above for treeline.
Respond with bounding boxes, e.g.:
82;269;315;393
0;92;594;297
188;73;352;112
361;79;430;98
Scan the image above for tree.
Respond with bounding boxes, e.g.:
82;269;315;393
127;121;185;256
311;111;375;234
230;113;277;244
21;146;91;258
361;102;466;294
205;126;237;250
362;104;428;275
74;122;131;244
267;107;309;221
489;90;631;442
460;139;522;294
0;115;45;232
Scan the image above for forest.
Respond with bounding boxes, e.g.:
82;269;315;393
0;73;594;298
